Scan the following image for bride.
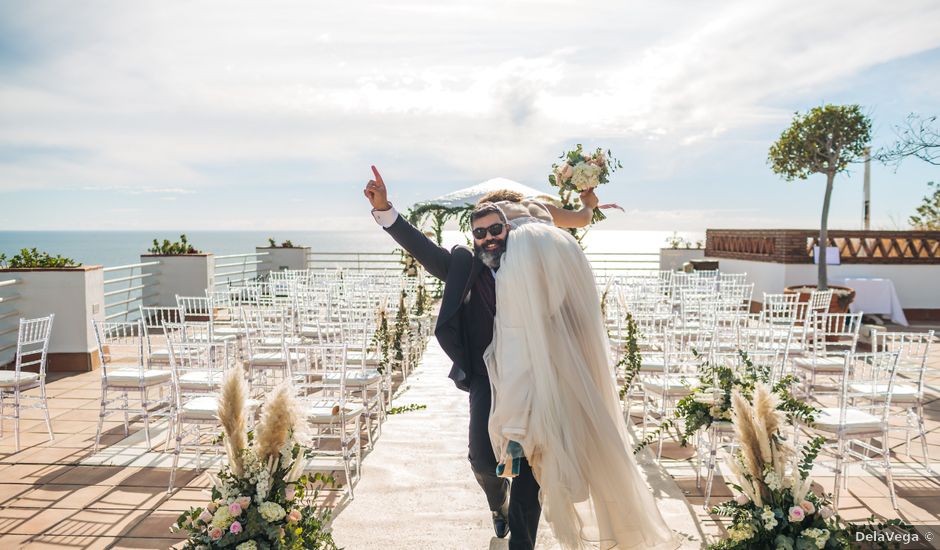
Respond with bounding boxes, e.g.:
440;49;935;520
483;200;679;550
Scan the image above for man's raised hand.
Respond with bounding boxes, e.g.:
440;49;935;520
364;165;391;210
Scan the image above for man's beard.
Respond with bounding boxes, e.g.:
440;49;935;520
474;237;507;269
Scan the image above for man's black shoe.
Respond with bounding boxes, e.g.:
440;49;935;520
492;508;509;538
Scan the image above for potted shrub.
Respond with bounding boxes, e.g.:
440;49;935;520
660;232;705;271
0;248;104;371
768;104;872;311
256;238;309;275
141;235;214;308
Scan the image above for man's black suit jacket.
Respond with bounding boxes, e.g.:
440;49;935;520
384;214;485;392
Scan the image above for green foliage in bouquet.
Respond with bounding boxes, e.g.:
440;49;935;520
0;248;80;268
634;351;817;454
706;384;914;550
548;144;622;226
172;375;339;549
149;234;199;255
388;403;428;415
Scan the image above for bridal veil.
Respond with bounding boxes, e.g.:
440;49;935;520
483;218;678;550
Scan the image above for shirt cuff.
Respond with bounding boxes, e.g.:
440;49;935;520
372;205;399;228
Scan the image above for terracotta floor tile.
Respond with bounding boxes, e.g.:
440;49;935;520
111;536;186;549
7;482;113;510
47;466;141;487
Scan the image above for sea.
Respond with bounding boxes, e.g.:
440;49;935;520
0;230;705;268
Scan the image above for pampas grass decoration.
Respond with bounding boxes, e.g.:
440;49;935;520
752;384;777;463
218;371;248;477
255;383;298;463
731;389;763;483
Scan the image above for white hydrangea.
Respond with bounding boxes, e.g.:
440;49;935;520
235;542;258;550
801;528;829;549
760;506;778;529
211;506;234;529
764;470;783;491
570;162;602;191
259;501;287;522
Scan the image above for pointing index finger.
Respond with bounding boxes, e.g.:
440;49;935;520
371;165;384;185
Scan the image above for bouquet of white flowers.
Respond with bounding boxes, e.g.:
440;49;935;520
707;383;913;550
548;144;622;223
172;376;339;550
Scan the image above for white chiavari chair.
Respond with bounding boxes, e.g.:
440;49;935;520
1;315;55;451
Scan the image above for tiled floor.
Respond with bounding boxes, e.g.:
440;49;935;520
0;323;937;548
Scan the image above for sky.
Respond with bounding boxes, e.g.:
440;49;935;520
1;0;939;232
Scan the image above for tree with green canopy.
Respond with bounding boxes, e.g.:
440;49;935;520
768;104;872;290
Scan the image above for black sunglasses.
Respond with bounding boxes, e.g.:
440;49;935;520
472;223;505;240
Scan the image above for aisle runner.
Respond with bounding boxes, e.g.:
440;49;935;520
331;340;701;549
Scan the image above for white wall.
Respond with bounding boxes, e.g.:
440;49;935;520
256;247;310;277
141;254;214;307
706;257;940;309
659;249;706;271
4;267;104;355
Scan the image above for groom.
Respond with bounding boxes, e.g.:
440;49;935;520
364;165;542;549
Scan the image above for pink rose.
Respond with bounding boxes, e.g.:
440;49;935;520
208;527;223;540
287;509;302;523
198;509;213;523
734;493;750;505
788;506;805;522
228;502;242;516
285;485;296;502
819;505;834;519
236;496;251;509
800;500;816;515
229;521;242;534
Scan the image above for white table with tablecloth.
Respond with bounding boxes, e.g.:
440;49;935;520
836;277;908;326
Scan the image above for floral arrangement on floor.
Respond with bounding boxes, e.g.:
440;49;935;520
634;350;818;454
172;375;339;549
707;383;913;550
373;299;391;375
548;143;622;223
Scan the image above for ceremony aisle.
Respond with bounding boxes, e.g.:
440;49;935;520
331;338;702;549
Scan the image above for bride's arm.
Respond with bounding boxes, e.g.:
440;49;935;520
543;189;599;228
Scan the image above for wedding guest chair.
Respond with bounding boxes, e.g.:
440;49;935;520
1;315;55;452
299;343;363;500
92;319;173;452
793;312;862;398
800;351;900;511
139;305;182;368
869;330;935;472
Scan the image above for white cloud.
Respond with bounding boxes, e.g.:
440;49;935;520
0;0;938;230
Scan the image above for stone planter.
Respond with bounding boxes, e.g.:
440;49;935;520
0;266;105;371
255;246;310;277
140;253;214;307
659;248;706;271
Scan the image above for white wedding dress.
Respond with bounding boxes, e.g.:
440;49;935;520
483;202;678;550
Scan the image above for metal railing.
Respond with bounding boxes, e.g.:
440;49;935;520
305;250;660;275
0;277;22;365
307;251;402;272
214;252;269;288
103;261;161;321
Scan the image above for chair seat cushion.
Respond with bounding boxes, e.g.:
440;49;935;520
322;370;382;385
304;400;364;422
179;370;223;390
793;356;845;372
641;376;698;396
249;352;306;366
106;368;173;386
848;383;920;403
0;371;40;388
180;396;260;421
812;407;883;434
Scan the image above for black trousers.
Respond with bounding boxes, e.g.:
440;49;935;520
468;374;541;550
